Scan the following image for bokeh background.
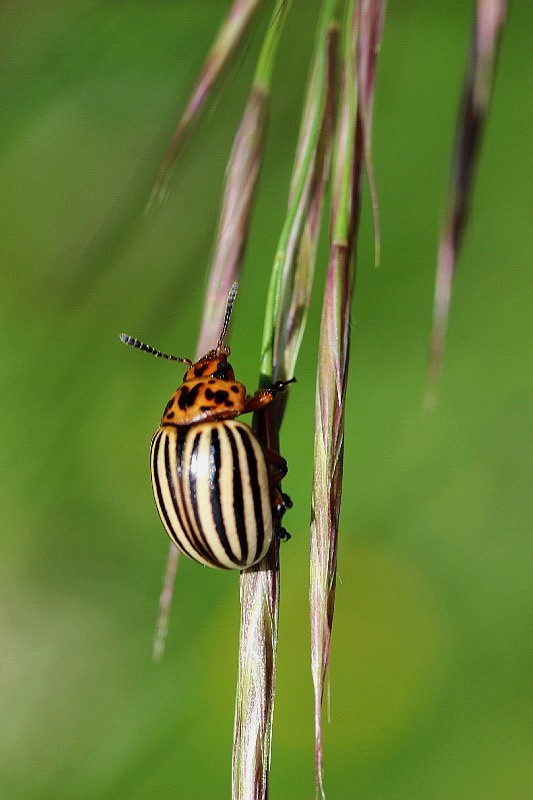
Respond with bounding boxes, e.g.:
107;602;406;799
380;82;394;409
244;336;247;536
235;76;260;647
1;2;530;798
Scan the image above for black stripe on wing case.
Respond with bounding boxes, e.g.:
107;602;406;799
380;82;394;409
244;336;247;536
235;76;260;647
188;430;222;567
166;432;196;547
209;428;241;566
151;431;183;551
225;425;249;564
236;425;266;563
154;429;219;567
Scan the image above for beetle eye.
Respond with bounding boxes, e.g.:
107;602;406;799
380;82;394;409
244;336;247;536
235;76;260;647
214;361;231;379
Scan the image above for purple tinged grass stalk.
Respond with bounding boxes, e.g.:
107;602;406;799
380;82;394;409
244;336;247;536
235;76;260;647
152;0;291;664
310;2;385;797
426;0;507;408
358;0;386;266
153;542;179;662
310;4;358;795
260;0;340;381
195;88;268;356
198;0;290;358
281;22;338;380
146;0;266;212
233;4;339;799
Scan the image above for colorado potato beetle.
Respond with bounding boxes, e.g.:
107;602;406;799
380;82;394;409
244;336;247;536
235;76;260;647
120;284;293;569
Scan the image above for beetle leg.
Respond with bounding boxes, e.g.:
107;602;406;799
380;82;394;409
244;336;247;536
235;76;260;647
267;449;288;480
266;451;291;507
272;486;292;517
243;377;296;413
275;526;291;542
267;447;292;520
242;390;275;413
281;492;293;509
245;385;295;543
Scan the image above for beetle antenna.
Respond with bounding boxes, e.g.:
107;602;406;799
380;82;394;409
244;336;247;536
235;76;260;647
120;333;192;366
216;282;239;354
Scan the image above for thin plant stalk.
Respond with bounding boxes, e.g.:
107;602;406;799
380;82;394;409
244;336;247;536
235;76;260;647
261;0;341;382
311;3;359;794
233;4;339;799
198;0;292;356
358;0;386;266
147;0;267;211
281;19;339;382
426;0;507;408
310;1;385;796
152;542;180;662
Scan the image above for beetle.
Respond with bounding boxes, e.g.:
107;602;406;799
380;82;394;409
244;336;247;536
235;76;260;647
120;283;294;569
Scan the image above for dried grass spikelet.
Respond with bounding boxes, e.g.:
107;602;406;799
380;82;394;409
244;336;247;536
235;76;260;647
426;0;507;408
310;2;385;797
146;0;267;212
233;3;338;797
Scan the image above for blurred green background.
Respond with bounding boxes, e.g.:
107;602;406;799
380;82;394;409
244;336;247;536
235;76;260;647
1;2;530;798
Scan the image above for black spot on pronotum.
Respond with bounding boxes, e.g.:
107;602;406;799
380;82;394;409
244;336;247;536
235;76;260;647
204;388;231;404
163;398;174;416
194;363;208;377
230;385;240;394
178;382;203;410
224;400;234;407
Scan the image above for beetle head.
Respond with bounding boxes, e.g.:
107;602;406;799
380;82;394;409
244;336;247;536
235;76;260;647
183;347;236;383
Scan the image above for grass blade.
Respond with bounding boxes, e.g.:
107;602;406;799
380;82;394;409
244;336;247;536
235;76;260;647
426;0;507;408
233;4;338;798
358;0;386;266
198;0;290;357
310;2;385;796
152;543;179;662
281;18;339;381
232;539;279;800
260;0;341;382
146;0;266;211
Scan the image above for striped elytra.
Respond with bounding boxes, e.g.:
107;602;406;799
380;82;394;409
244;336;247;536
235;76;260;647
150;419;273;569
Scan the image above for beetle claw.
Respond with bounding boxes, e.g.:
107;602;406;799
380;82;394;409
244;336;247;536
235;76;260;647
276;526;291;542
281;492;293;509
